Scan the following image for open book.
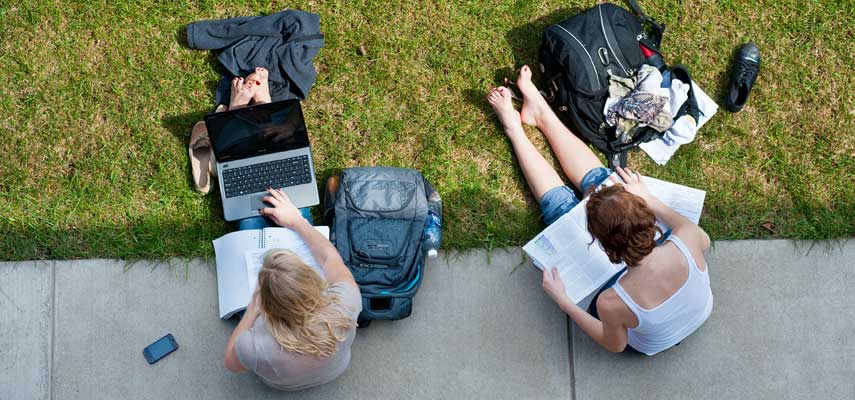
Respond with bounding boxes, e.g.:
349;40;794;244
213;226;329;319
523;175;705;304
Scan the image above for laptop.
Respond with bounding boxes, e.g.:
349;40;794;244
205;100;320;221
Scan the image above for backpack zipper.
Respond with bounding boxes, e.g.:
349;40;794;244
599;5;629;76
552;24;602;91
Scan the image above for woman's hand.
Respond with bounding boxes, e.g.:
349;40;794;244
542;267;569;305
612;166;653;202
245;290;261;319
258;188;305;228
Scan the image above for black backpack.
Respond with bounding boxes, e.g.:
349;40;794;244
324;167;437;327
539;1;666;168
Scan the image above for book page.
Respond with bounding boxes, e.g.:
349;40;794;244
643;176;706;224
212;230;259;319
523;202;624;303
243;226;330;295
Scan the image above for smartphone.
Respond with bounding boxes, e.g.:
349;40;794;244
143;333;178;364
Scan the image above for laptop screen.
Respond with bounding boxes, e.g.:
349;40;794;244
205;100;310;162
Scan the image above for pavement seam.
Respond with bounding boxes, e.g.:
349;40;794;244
49;261;56;400
567;317;576;400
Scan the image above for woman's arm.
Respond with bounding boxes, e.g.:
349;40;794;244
258;188;356;286
614;167;710;252
542;268;629;352
224;293;260;373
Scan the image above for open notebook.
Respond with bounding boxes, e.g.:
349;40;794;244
523;174;705;305
213;226;329;319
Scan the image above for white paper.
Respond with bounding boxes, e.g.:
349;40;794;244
213;226;329;319
642;176;706;224
639;81;719;165
212;230;260;319
523;174;705;304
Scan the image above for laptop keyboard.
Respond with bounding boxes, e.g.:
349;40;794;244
222;155;312;199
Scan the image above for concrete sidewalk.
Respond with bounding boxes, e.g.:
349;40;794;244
2;240;854;400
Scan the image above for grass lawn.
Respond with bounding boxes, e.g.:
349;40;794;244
1;0;853;260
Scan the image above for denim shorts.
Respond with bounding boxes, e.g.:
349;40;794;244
539;167;611;225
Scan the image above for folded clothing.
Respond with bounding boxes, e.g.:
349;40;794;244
604;65;674;143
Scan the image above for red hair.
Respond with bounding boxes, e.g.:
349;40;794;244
585;185;660;267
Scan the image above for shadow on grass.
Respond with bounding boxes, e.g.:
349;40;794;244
2;171;853;260
461;6;578;133
0;179;544;260
441;184;544;251
711;44;743;110
160;111;216;196
505;6;579;70
0;215;229;261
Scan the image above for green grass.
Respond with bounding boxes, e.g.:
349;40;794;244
1;0;853;260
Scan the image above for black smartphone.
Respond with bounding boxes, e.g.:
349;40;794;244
143;333;178;364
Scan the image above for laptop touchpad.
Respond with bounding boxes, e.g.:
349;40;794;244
249;193;268;211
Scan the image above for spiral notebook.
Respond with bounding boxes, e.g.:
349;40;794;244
212;226;329;319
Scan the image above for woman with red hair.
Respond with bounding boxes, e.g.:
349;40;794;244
488;66;712;355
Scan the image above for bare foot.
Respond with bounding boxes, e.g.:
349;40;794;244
517;65;548;127
229;77;257;110
487;86;524;138
245;67;271;104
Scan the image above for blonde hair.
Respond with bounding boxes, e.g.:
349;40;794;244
258;249;357;357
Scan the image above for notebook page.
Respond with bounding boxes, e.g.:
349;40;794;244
212;230;259;319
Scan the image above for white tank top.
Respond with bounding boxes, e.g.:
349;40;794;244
611;235;713;355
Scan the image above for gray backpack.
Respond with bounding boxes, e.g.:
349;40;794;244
326;167;435;326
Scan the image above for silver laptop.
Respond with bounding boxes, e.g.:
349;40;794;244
205;100;320;221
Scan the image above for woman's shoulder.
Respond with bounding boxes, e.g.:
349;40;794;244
666;234;708;272
597;289;637;327
327;281;363;318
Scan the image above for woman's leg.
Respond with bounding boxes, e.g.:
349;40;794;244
516;66;604;191
237;215;272;231
487;87;563;201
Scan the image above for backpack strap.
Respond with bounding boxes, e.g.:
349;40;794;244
624;0;665;47
624;0;648;18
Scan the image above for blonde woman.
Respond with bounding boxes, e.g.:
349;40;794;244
224;188;362;390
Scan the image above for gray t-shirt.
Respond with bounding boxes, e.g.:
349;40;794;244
235;282;362;391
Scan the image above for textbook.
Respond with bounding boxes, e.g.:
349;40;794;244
212;226;329;319
523;175;705;304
